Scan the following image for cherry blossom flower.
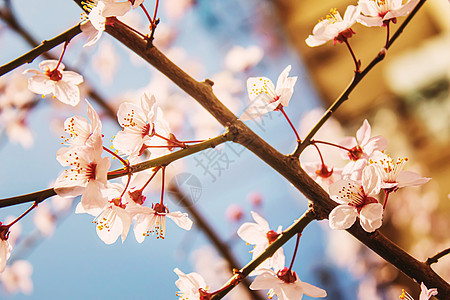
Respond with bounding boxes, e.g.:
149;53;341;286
225;45;263;73
94;199;132;244
329;165;384;232
305;6;361;47
92;41;119;86
237;211;285;273
113;93;157;159
0;260;33;295
0;223;12;273
23;60;83;106
225;204;244;222
250;268;327;300
241;65;297;121
399;282;438;300
369;151;430;191
174;268;209;300
129;203;193;242
0;107;33;149
81;1;131;47
358;0;420;27
54;145;110;212
59;100;102;152
33;203;56;237
341;119;388;180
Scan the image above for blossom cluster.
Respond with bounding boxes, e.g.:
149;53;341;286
52;96;192;245
305;0;420;47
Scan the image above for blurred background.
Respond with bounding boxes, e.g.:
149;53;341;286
0;0;448;299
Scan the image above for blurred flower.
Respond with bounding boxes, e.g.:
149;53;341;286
250;267;327;300
329;165;384;232
303;162;343;191
225;45;263;73
225;204;244;222
247;192;263;207
33;203;56;237
164;0;194;20
241;65;297;120
305;6;360;47
0;260;33;295
174;268;208;300
358;0;420;27
0;107;33;148
23;60;83;106
92;41;119;86
0;233;11;273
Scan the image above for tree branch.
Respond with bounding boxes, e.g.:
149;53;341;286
0;131;233;208
101;12;450;297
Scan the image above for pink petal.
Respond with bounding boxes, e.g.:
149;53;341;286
397;171;431;188
329;205;358;230
359;203;383;233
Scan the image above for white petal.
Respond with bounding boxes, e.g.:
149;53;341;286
27;74;54;95
300;281;328;297
61;71;84;85
329;205;358;230
53;81;81;106
167;211;193;231
356;120;371;147
250;270;281;290
237;223;267;245
362;165;381;196
397;171;431;188
247;76;276;101
359;203;383;232
329;179;360;204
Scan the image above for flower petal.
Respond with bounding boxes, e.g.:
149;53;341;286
359;203;383;233
329;205;358;230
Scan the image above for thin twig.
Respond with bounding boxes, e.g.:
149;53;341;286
426;248;450;266
0;131;234;208
293;0;428;157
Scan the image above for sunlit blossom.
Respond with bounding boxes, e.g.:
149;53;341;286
250;268;327;300
225;45;263;73
241;65;297;120
369;151;430;191
358;0;420;27
399;282;438;300
329;165;384;232
23;60;83;106
305;6;361;47
174;268;209;300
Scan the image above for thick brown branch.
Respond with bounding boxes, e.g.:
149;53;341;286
102;15;449;297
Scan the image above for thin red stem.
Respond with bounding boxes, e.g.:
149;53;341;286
288;233;301;272
140;166;161;191
153;132;186;148
54;40;69;70
279;107;301;143
120;174;132;199
6;202;38;228
312;140;353;152
140;4;155;29
385;21;390;49
152;0;159;26
160;166;166;205
383;190;390;210
344;38;360;73
312;143;326;166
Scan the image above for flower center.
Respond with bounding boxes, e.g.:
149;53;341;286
348;145;363;161
315;164;333;178
45;69;63;81
86;162;97;181
128;190;146;205
350;194;378;213
277;267;298;284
